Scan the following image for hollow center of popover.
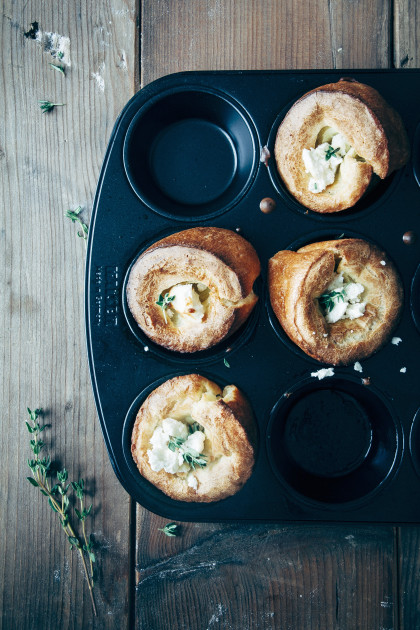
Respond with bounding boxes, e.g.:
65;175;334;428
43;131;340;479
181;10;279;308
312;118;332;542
317;271;366;324
158;282;210;327
302;126;364;194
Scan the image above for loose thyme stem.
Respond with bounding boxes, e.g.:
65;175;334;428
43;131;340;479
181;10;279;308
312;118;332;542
80;494;94;581
65;207;88;245
26;409;97;616
31;468;97;615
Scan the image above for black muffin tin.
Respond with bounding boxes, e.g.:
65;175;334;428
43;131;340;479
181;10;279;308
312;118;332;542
86;69;420;523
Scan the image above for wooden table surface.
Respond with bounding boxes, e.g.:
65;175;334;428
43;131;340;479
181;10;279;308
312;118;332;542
1;1;420;628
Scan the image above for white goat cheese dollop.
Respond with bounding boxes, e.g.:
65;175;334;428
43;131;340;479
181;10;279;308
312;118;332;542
302;133;352;193
147;417;206;479
322;272;366;324
168;283;205;322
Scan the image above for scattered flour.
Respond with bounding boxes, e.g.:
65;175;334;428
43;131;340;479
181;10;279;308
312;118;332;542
92;63;105;92
34;27;71;66
117;49;127;70
206;603;226;629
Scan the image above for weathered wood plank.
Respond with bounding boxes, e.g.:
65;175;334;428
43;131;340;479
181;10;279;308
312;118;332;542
0;1;137;627
136;514;397;630
140;0;391;86
394;0;420;67
399;526;420;629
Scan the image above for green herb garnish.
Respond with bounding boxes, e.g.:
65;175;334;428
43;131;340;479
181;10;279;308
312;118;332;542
156;292;175;323
65;206;88;241
167;435;207;470
57;51;64;60
223;358;230;368
49;63;65;75
189;422;203;434
26;408;97;616
318;288;346;312
159;522;180;537
168;436;185;451
325;146;340;161
39;100;65;113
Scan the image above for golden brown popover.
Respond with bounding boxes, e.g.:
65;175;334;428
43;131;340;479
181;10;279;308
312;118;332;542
131;374;256;502
126;227;261;352
274;79;410;213
268;238;403;365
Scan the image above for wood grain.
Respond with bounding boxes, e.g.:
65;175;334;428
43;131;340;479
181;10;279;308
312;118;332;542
140;0;391;85
394;0;420;67
0;1;137;627
399;526;420;629
1;0;419;627
136;512;397;630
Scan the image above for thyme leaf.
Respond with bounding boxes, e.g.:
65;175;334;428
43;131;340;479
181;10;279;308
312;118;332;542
318;288;346;312
325;146;340;161
49;63;65;75
39;100;65;113
156;292;175;323
65;207;88;242
167;435;207;469
158;522;180;537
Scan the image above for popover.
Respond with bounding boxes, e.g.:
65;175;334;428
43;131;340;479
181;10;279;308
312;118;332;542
126;227;261;352
274;78;410;213
131;374;257;502
268;238;403;365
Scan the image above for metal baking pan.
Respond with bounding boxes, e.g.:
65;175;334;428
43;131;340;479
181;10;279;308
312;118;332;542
86;69;420;523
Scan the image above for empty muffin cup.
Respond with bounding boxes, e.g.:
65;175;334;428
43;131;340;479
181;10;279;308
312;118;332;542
267;377;402;506
123;88;258;220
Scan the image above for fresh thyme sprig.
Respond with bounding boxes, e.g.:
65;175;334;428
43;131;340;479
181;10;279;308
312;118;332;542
26;408;97;616
49;63;65;75
158;522;180;537
156;292;175;323
318;288;346;312
65;207;89;242
325;146;340;161
39;100;66;113
167;435;207;470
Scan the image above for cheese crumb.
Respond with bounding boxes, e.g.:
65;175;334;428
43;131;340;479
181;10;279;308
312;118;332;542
400;367;407;373
311;367;335;380
187;474;198;490
354;362;363;373
391;337;402;345
380;260;386;266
